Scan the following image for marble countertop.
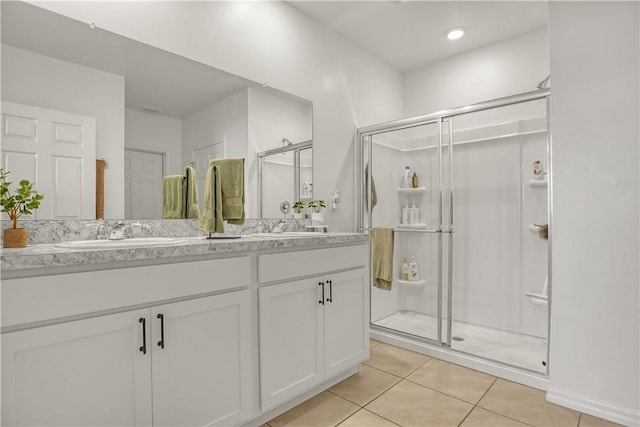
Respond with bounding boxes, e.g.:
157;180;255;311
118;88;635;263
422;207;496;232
1;233;368;277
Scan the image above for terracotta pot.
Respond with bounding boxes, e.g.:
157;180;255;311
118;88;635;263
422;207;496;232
3;228;28;248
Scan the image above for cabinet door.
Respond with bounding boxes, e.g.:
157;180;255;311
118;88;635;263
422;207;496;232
324;268;369;377
151;290;252;426
1;309;152;426
259;278;324;410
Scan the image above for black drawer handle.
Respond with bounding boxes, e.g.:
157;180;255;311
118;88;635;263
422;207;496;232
139;317;147;355
326;279;333;303
157;313;165;349
318;281;325;305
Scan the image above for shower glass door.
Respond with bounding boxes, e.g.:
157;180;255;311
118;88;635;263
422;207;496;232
363;120;449;345
358;90;550;375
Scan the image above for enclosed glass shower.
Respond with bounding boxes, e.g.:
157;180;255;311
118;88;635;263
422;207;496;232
357;89;551;376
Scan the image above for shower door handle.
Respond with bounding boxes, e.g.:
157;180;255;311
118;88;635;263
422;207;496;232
318;281;325;305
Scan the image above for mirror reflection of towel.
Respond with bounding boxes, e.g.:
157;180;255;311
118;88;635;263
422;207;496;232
163;175;185;219
372;227;394;290
184;166;200;219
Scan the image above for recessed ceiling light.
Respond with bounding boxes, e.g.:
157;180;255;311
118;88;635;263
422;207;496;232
446;27;465;40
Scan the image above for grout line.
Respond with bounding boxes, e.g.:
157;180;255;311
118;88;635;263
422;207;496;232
401;375;490;407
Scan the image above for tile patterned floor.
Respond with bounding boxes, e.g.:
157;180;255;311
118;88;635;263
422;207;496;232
265;340;623;427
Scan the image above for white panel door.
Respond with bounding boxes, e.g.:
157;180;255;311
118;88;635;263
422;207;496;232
151;290;252;426
192;140;225;212
125;149;164;219
1;101;96;219
259;278;325;410
324;268;369;377
1;309;152;426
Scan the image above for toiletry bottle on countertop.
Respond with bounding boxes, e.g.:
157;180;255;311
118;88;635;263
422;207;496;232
401;257;409;280
401;166;412;188
402;201;410;225
408;256;420;282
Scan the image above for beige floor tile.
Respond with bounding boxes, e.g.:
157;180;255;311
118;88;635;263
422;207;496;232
268;391;359;427
460;407;530;427
338;409;399;427
579;413;625;427
370;339;381;348
407;358;496;404
366;379;473;426
329;364;401;406
478;379;580;427
363;342;430;377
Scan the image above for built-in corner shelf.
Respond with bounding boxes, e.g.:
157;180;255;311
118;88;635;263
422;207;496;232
397;279;427;286
300;195;312;201
397;187;427;194
528;178;548;188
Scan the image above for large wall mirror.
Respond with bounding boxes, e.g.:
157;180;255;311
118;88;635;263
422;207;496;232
0;1;312;221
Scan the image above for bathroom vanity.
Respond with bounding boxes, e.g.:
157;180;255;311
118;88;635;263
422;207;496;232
0;233;369;426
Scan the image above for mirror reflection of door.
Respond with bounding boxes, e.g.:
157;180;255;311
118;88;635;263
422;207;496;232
125;149;164;219
192;139;226;213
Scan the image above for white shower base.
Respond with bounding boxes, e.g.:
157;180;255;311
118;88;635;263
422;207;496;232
374;310;547;374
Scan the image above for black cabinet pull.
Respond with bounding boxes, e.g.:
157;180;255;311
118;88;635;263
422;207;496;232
139;317;147;355
157;313;165;349
318;281;325;305
326;279;333;303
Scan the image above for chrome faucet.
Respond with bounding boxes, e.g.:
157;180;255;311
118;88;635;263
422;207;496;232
271;219;288;233
109;221;132;240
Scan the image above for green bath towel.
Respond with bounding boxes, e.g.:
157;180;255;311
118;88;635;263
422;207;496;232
209;158;245;225
163;175;185;219
372;227;394;291
199;165;224;233
184;166;200;219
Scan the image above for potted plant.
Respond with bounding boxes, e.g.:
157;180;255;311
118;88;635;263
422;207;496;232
308;199;326;224
1;168;44;248
307;199;326;213
292;200;306;219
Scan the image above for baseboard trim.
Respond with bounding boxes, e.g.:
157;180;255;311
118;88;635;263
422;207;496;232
547;386;639;426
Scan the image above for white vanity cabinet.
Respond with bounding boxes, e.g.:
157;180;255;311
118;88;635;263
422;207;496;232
257;246;369;410
1;257;253;427
2;308;153;426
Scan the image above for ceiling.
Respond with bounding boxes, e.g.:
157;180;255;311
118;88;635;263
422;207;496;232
288;1;549;72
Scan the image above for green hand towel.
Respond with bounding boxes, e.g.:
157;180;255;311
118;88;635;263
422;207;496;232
209;158;245;225
184;166;200;220
372;227;394;291
199;165;224;233
163;175;184;219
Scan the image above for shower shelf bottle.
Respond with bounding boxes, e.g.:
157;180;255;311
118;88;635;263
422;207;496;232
401;257;409;281
408;256;420;282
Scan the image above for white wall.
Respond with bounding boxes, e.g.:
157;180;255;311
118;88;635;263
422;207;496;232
1;44;125;219
125;108;182;175
547;2;639;425
29;0;404;231
404;29;549;117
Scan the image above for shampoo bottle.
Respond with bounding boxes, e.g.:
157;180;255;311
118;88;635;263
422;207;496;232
408;256;420;282
401;166;412;188
410;201;419;225
402;201;410;225
412;172;419;188
401;257;409;280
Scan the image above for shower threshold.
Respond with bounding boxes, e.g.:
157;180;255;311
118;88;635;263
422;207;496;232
373;310;547;374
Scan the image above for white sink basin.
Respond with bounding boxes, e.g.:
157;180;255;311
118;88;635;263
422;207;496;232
251;232;326;238
55;237;188;249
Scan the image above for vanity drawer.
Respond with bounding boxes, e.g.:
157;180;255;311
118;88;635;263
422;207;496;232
2;256;250;328
258;244;368;283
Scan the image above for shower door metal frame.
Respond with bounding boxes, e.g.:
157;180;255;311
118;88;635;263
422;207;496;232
356;89;552;373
